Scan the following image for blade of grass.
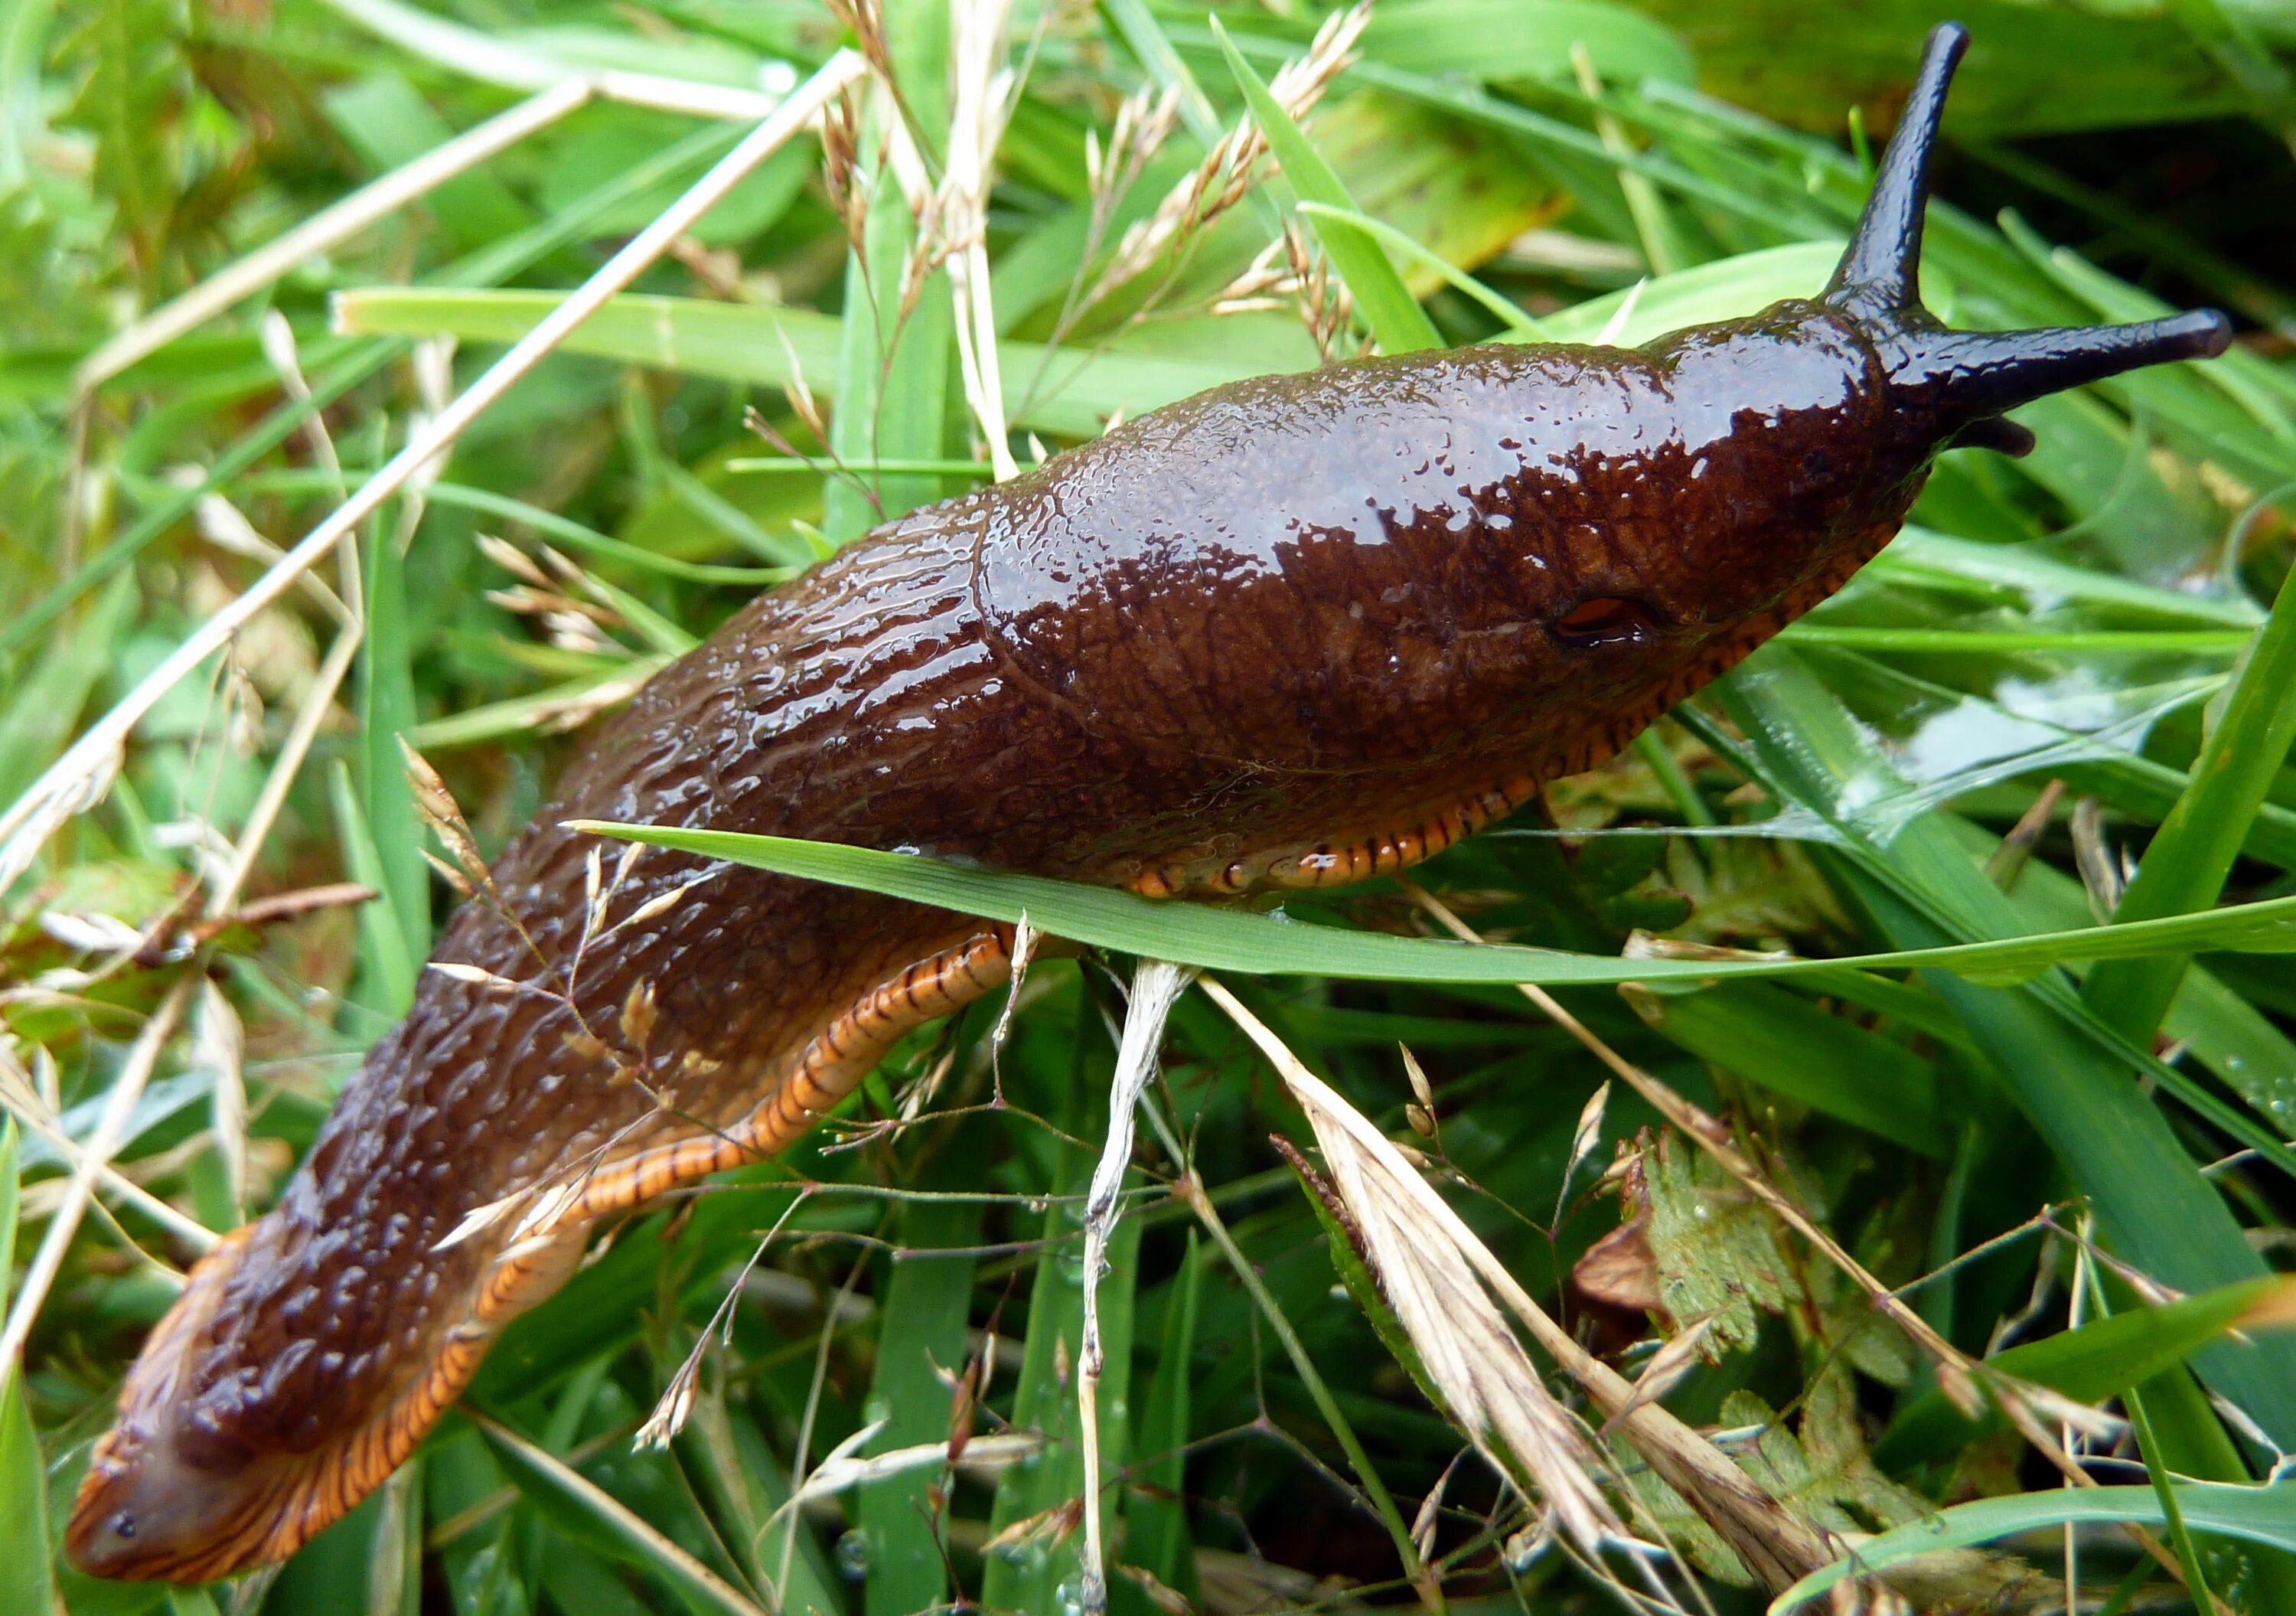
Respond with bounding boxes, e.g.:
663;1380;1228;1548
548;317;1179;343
360;520;429;1004
1293;200;1546;334
1211;16;1441;355
471;1412;770;1616
2082;564;2296;1041
1711;651;2296;1445
334;287;1307;442
568;817;2296;987
1877;1275;2296;1467
0;51;867;898
71;79;591;394
980;1011;1146;1615
330;759;418;1027
0;1126;32;1616
823;0;956;543
4;117;748;659
1120;1229;1202;1611
1620;978;1947;1155
860;1196;982;1616
1769;1484;2296;1611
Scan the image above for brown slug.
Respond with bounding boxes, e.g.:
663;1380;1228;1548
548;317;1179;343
68;24;2229;1582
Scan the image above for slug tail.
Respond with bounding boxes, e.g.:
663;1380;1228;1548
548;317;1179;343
1822;21;1968;319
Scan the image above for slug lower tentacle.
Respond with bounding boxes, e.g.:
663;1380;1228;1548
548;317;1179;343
67;22;2231;1582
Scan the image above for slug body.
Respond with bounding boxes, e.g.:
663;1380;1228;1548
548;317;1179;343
70;26;2229;1581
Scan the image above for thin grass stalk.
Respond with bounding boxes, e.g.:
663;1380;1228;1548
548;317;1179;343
317;0;797;120
1195;974;1832;1596
1169;1151;1430;1592
0;50;866;902
0;1072;216;1252
941;0;1020;480
1398;884;2215;1601
72;80;592;397
0;976;193;1376
1078;960;1190;1616
2082;561;2296;1040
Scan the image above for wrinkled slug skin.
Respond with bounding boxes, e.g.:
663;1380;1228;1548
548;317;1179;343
67;24;2236;1580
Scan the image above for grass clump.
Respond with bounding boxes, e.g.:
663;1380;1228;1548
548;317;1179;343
5;2;2296;1613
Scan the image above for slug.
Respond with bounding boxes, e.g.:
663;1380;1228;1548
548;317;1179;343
68;24;2229;1582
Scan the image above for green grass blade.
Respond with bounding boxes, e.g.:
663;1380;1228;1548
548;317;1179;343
0;569;136;807
1877;1275;2296;1467
331;759;417;1030
1622;979;1947;1155
568;817;2296;988
980;1022;1146;1614
1769;1484;2296;1611
334;288;1306;442
1713;650;2296;1442
360;527;430;994
859;1196;981;1616
0;1125;33;1616
1120;1229;1202;1608
2083;564;2296;1040
1293;201;1546;335
0;1355;46;1616
825;0;955;544
472;1412;770;1616
1210;17;1442;356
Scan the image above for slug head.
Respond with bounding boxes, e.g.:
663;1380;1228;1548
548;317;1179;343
1820;23;2229;457
64;1233;308;1582
1603;23;2229;647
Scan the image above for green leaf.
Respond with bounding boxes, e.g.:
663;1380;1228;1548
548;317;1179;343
472;1413;770;1616
1878;1277;2296;1469
334;288;1303;443
1770;1483;2296;1611
1210;16;1442;356
2;1369;53;1616
1120;1230;1202;1608
568;818;2296;988
360;527;429;1000
2083;562;2296;1040
330;759;417;1033
1359;0;1693;87
1622;979;1948;1156
860;1196;981;1616
0;568;135;808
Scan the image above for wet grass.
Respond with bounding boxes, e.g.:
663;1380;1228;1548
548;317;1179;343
5;1;2296;1613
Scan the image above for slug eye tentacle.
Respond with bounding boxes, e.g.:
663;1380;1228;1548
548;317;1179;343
1822;21;2232;453
1822;21;1966;320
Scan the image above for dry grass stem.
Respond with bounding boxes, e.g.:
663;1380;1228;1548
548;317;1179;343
1398;880;2216;1602
0;1039;219;1252
937;0;1023;480
1195;978;1626;1565
0;50;866;904
0;977;195;1375
1078;959;1193;1615
194;977;249;1213
1087;3;1367;310
73;80;592;396
1199;973;1837;1593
